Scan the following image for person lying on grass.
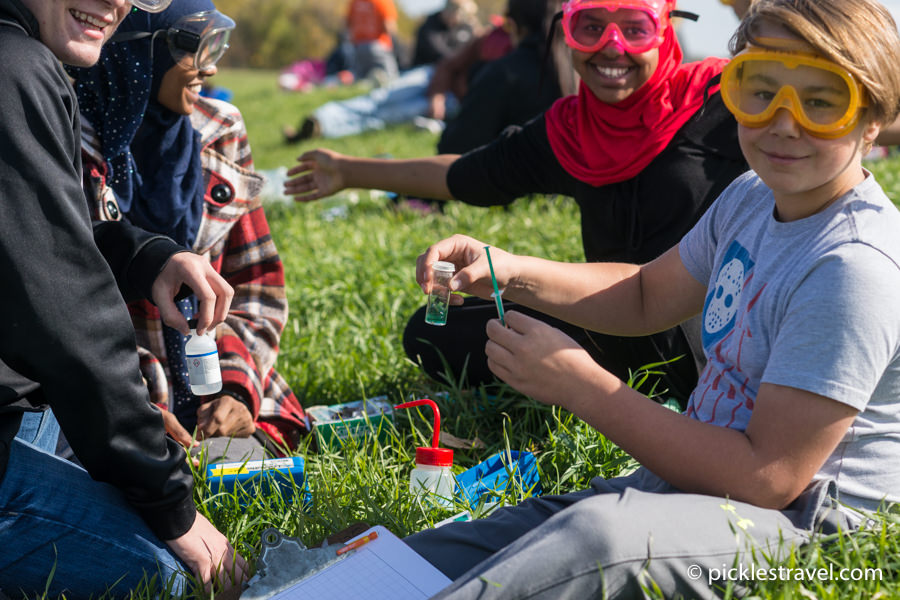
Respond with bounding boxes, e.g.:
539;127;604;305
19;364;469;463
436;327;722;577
404;0;900;598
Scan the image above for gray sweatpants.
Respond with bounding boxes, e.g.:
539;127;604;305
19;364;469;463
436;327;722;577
406;468;851;599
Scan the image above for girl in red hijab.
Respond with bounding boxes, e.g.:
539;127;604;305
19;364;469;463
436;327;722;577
284;0;748;406
547;0;726;184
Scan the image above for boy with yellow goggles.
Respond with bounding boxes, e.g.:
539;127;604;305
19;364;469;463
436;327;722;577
721;45;867;138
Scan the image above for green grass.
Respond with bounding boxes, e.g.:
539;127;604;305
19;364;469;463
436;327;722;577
34;69;900;598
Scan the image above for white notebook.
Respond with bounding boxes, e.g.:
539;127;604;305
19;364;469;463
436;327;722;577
269;525;451;600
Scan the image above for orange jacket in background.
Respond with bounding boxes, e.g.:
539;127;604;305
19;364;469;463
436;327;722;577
347;0;397;48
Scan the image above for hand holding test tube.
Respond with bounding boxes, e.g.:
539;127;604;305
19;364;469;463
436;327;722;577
415;235;512;317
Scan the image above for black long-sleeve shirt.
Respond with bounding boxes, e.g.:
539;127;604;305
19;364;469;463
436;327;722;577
446;92;748;265
0;0;196;541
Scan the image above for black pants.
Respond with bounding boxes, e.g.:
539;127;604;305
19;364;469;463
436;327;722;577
402;297;702;405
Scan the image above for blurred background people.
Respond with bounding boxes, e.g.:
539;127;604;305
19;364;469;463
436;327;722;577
283;0;567;152
346;0;400;84
437;0;572;154
411;0;480;67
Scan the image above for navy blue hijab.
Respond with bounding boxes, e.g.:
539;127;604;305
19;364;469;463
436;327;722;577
68;1;215;247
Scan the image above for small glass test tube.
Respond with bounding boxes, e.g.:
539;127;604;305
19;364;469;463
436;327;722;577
425;261;455;326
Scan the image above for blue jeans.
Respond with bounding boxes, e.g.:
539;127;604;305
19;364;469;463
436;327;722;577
14;409;60;454
314;65;458;139
0;436;190;597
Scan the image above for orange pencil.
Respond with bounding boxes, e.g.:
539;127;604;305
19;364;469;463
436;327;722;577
336;530;379;556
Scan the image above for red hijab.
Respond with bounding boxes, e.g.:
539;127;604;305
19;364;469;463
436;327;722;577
545;28;727;186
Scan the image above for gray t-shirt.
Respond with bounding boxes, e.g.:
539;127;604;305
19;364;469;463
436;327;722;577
679;170;900;511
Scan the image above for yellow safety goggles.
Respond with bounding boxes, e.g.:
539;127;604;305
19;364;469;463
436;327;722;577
721;46;867;138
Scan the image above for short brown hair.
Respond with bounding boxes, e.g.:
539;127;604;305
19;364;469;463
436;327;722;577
729;0;900;126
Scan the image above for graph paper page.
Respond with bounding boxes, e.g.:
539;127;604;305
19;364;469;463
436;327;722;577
269;525;451;600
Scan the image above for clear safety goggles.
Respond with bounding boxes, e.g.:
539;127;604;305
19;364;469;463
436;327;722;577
130;0;173;13
721;46;867;138
112;10;235;71
561;0;669;54
164;11;235;70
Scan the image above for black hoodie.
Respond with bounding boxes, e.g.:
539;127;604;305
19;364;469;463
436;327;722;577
0;0;196;541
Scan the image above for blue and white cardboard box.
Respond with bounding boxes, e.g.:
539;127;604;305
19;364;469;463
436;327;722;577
206;456;311;507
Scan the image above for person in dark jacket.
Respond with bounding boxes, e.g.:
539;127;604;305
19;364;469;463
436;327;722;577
411;0;479;68
423;22;515;122
0;0;246;595
437;0;565;154
409;0;567;211
283;0;749;406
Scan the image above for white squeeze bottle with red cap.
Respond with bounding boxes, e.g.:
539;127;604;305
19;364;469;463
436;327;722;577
394;398;454;507
185;318;222;395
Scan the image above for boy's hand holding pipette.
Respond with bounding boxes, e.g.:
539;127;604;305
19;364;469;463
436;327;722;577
416;235;516;303
485;311;601;409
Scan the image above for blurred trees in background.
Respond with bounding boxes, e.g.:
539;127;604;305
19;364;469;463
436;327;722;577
215;0;505;69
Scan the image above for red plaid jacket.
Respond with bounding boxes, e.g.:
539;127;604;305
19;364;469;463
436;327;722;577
82;97;309;449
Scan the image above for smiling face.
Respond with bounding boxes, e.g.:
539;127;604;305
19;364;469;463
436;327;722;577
738;105;876;221
566;6;661;103
157;62;217;115
735;23;880;221
571;41;659;104
22;0;131;67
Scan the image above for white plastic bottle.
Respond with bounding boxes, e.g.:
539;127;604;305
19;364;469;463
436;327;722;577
409;446;455;507
184;318;222;395
394;398;455;507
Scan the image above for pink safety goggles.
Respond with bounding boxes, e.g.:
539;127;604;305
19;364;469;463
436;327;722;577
561;0;674;54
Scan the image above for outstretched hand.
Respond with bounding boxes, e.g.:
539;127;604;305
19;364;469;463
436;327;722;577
415;234;514;304
284;148;346;202
152;251;233;336
485;311;600;408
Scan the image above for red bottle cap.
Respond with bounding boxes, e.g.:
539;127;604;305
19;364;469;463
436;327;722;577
415;446;454;467
394;398;454;466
